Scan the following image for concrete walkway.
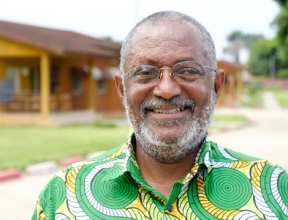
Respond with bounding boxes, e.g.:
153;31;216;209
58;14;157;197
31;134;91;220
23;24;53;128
212;92;288;169
0;92;287;219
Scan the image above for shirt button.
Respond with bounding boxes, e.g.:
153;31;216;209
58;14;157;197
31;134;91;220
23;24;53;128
167;204;174;212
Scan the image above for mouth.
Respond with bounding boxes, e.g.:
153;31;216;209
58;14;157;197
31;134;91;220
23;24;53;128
140;97;196;117
152;107;186;114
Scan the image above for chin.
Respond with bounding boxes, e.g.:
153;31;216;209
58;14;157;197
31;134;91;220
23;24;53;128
122;86;217;163
133;116;207;162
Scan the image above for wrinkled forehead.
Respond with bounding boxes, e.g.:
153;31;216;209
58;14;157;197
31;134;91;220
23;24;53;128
125;20;206;67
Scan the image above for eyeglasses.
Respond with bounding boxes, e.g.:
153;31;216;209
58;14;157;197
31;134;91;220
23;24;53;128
125;61;216;84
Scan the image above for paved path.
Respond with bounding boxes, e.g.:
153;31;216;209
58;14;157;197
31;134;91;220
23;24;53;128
0;92;287;219
0;173;53;219
212;92;288;169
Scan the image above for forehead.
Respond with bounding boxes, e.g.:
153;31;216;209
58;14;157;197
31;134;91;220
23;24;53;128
126;20;206;67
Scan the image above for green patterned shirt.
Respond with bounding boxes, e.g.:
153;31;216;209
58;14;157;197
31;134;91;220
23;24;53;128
32;135;288;220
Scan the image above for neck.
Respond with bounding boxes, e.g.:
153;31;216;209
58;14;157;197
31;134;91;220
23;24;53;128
135;142;200;198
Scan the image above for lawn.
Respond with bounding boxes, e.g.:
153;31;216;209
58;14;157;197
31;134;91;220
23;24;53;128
0;124;131;170
267;88;288;108
0;114;250;171
213;114;250;122
242;82;263;108
209;114;250;133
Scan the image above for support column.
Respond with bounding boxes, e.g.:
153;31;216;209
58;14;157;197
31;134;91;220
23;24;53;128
88;59;95;110
229;74;236;106
40;53;50;119
237;71;243;96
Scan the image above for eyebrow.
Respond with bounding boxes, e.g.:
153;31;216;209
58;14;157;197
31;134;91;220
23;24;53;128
144;57;198;67
145;59;158;66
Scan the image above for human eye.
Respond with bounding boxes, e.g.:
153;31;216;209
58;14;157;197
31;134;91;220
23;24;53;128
177;67;201;75
131;65;157;83
134;69;153;77
133;66;155;76
174;66;203;82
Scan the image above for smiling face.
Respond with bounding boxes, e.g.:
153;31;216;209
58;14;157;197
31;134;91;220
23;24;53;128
115;19;224;163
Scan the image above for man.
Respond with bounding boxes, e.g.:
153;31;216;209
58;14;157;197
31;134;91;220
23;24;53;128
32;11;288;220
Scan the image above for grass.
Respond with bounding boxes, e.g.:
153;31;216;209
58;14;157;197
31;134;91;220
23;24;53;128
266;87;288;109
242;82;263;108
0;124;131;171
209;114;250;133
0;114;250;171
213;114;250;122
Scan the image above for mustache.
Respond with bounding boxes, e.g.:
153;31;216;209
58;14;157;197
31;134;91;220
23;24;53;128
140;97;196;116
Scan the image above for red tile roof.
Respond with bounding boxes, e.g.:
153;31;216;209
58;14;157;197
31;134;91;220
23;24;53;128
0;20;121;57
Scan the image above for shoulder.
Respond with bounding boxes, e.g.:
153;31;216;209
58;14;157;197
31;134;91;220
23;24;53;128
208;141;288;186
58;144;126;175
37;144;128;198
209;141;263;163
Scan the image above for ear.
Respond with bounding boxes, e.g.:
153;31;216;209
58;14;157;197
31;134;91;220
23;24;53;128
214;69;225;99
115;73;124;101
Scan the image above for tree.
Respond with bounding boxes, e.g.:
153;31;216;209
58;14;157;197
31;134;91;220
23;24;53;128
223;31;245;63
248;39;274;77
272;0;288;58
223;31;264;63
248;38;288;78
273;0;288;5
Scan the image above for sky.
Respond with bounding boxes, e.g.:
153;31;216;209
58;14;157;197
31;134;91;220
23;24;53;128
0;0;280;63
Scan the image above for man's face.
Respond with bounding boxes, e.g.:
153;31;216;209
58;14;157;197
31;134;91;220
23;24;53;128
116;20;223;163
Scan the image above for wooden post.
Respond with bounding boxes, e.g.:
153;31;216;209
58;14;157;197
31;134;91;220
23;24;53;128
88;59;95;110
237;71;243;96
229;74;236;106
40;53;50;119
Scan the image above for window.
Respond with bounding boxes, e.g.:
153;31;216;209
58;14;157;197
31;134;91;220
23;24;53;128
72;78;82;94
97;79;106;94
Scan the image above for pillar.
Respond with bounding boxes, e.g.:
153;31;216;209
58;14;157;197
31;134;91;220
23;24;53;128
40;53;50;119
88;59;95;110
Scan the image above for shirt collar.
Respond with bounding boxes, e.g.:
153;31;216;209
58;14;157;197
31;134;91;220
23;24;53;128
102;134;216;183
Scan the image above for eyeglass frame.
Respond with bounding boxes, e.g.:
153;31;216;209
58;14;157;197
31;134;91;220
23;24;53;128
123;60;217;84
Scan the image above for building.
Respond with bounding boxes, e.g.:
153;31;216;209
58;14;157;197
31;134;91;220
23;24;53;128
0;20;123;125
217;60;246;107
0;20;245;126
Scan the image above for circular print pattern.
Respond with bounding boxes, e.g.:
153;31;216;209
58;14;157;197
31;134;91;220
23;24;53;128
205;167;252;210
75;163;138;218
260;165;288;216
92;167;138;208
47;177;66;210
278;172;288;206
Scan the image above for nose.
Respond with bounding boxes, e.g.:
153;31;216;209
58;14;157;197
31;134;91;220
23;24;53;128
153;69;181;99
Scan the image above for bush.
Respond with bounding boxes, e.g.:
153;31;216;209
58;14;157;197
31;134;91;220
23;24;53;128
277;69;288;78
247;81;261;95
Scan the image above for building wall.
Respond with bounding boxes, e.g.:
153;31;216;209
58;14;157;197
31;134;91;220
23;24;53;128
0;38;42;57
95;79;123;112
0;62;5;79
0;37;124;114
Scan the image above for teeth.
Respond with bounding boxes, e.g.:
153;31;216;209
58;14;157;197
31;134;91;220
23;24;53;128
153;108;185;113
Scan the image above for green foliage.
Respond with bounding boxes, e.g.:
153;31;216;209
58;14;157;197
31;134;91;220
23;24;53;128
244;0;288;77
277;69;288;78
242;82;263;108
272;0;288;58
273;0;288;6
246;82;262;95
248;39;280;76
248;37;288;77
224;30;264;62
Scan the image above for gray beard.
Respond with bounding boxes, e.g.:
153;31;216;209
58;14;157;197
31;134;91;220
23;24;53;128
123;89;216;164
